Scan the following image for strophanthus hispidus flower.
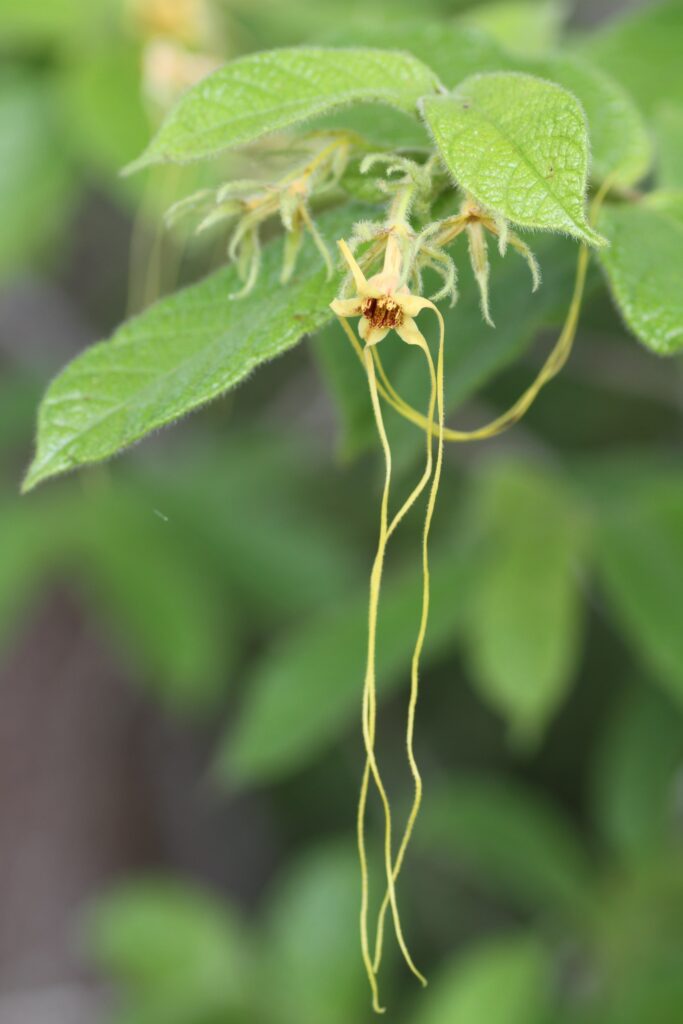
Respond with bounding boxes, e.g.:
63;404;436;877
330;229;445;1014
331;236;436;348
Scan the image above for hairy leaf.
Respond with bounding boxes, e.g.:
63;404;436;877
529;55;652;187
324;25;650;186
422;72;606;246
597;193;683;355
23;204;362;492
127;47;440;170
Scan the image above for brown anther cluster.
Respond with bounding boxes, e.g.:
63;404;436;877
362;296;403;329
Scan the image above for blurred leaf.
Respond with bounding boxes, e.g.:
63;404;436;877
422;73;606;246
311;323;375;458
0;497;65;652
220;529;478;784
128;48;438;170
595;854;683;1005
418;777;592;922
238;0;460;48
0;0;114;47
592;470;683;710
74;484;234;713
464;463;587;745
137;436;361;620
598;193;683;355
0;372;43;467
0;72;74;281
581;0;683;116
60;44;150;184
592;684;683;863
595;960;683;1024
410;934;553;1024
324;21;504;89
655;105;683;189
460;0;566;56
260;843;368;1024
23;203;363;492
87;876;250;1024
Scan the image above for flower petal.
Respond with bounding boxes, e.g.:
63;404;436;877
359;318;389;346
400;294;433;317
396;317;427;347
337;238;369;295
330;297;363;317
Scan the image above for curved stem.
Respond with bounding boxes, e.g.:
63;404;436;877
358;345;429;1011
340;177;614;445
372;306;444;979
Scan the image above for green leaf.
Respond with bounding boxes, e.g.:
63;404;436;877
591;684;683;862
324;25;650;187
127;47;439;170
528;56;652;187
86;877;250;1022
260;843;367;1024
220;530;478;784
417;778;592;921
411;935;553;1024
581;0;683;116
421;72;606;246
593;472;683;710
464;463;587;745
23;203;361;492
597;193;683;355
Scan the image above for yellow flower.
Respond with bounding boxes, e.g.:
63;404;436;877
330;238;433;347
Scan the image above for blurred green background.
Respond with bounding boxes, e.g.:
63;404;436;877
1;1;682;1022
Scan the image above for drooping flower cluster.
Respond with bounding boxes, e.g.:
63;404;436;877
165;132;356;297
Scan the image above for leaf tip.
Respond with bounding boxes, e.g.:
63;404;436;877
586;226;609;249
20;463;42;496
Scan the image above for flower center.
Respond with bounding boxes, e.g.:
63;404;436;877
362;296;403;330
